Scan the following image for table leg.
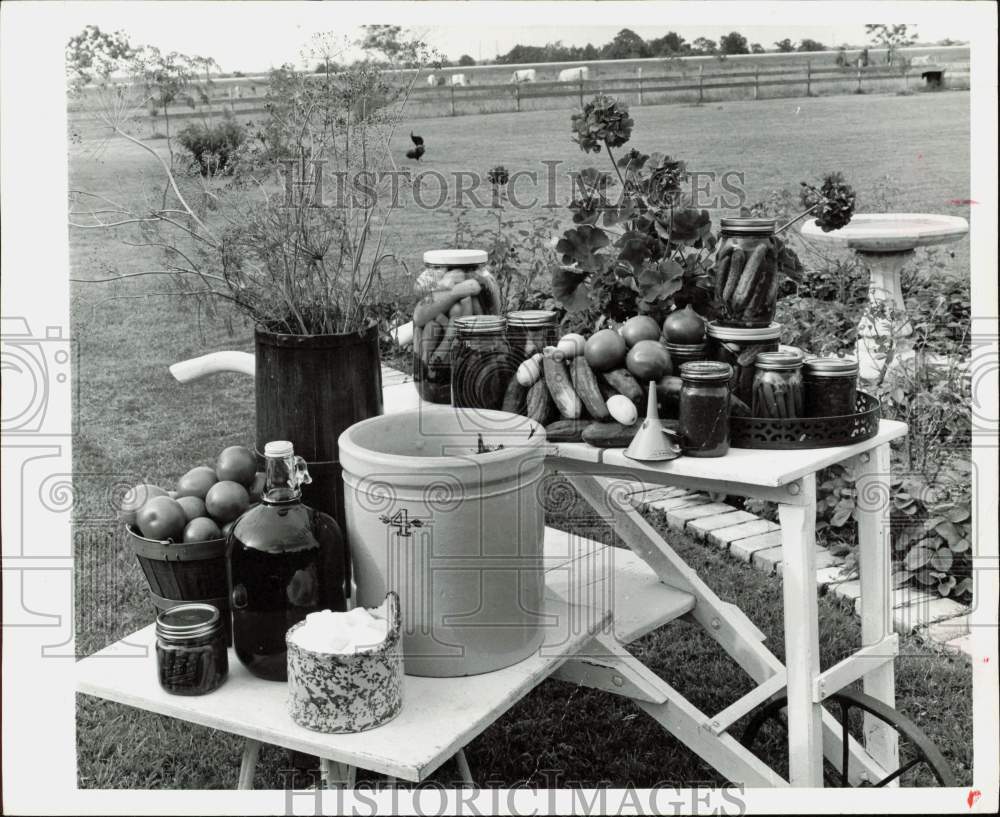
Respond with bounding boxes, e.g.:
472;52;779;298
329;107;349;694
853;443;899;784
454;749;474;786
237;738;261;789
778;474;824;787
320;758;355;788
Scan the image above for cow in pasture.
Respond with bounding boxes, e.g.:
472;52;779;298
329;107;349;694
451;74;467;86
558;66;590;82
511;69;536;84
427;74;438;86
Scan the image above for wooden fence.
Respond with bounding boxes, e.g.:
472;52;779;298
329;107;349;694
69;60;970;136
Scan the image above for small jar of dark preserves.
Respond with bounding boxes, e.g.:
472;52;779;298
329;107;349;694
156;603;228;696
803;356;859;417
679;361;733;458
451;315;513;411
507;310;558;367
752;351;805;419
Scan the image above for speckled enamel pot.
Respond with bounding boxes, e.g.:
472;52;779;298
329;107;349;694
286;593;403;734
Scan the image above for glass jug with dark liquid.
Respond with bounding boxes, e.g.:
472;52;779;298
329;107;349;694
226;441;349;680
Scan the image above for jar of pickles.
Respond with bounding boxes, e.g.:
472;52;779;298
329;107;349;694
803;356;859;417
715;218;779;328
706;321;781;410
507;310;558;367
155;603;228;696
412;250;501;404
665;341;708;376
752;351;804;419
679;361;732;458
451;315;513;411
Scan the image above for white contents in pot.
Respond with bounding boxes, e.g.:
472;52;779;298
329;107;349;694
290;604;389;655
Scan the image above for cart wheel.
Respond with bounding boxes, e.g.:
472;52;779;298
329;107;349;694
740;688;956;787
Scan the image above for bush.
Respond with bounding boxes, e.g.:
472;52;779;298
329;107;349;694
176;118;245;176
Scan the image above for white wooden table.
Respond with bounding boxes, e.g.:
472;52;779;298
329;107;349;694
77;366;907;788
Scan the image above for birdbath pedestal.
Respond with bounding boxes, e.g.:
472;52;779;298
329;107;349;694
800;214;969;382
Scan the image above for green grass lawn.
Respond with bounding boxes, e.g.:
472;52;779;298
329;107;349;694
71;91;972;788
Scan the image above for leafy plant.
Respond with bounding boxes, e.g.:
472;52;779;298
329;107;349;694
176;118;245;177
553;95;717;332
451;168;561;314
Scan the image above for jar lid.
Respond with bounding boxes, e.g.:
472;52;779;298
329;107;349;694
423;249;488;267
156;603;221;641
804;356;860;377
679;360;733;382
755;351;804;371
264;440;294;458
453;315;506;334
707;321;782;341
720;217;776;235
664;341;708;352
507;310;557;328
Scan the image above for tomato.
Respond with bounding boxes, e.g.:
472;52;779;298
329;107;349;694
621;316;661;348
584;329;627;372
216;446;258;487
205;480;251;524
626;340;672;383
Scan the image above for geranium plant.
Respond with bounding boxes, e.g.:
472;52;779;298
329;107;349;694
552;95;716;331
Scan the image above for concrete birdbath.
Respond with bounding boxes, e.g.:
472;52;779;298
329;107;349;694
800;213;969;381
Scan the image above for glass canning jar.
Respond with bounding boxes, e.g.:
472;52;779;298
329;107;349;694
155;603;229;696
752;351;805;419
412;249;500;404
451;315;513;411
679;361;733;458
803;356;859;417
664;341;708;376
506;310;558;366
706;321;781;411
715;218;779;328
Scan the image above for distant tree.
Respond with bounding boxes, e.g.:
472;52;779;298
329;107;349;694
649;32;688;56
65;25;136;92
692;37;718;55
750;42;765;54
603;28;651;60
581;43;600;60
357;24;440;68
457;54;476;67
774;38;796;53
865;24;918;65
797;38;827;52
719;32;750;55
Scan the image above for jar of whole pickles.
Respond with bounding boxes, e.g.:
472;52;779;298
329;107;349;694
679;361;732;458
706;321;781;411
665;341;708;376
451;315;513;411
412;250;500;404
715;218;779;328
155;603;228;696
803;356;859;417
752;351;804;419
507;310;558;367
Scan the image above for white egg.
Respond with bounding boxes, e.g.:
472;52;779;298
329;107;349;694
606;394;638;425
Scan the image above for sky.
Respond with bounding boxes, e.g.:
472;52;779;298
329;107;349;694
55;1;976;74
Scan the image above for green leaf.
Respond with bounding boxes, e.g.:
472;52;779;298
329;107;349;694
947;505;971;523
934;520;963;546
930;547;954;572
949;537;970;553
637;258;684;303
830;505;853;528
904;545;934;571
555;225;611;272
550;266;591;313
891;570;911;588
954;578;973;597
937;575;957;596
654;208;711;245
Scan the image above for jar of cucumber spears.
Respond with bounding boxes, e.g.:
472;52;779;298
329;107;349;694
411;250;500;404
